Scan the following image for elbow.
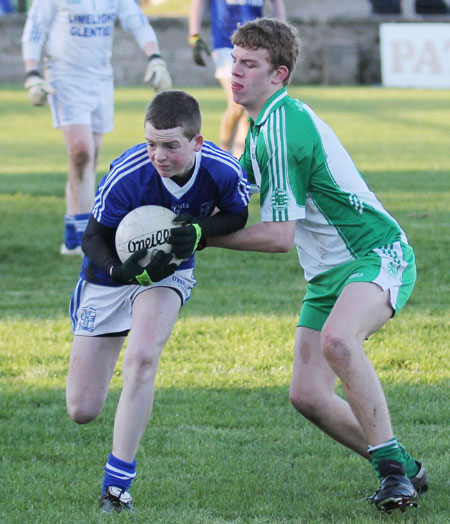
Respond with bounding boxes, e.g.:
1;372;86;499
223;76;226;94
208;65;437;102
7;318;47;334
276;239;293;253
268;234;293;253
268;225;294;253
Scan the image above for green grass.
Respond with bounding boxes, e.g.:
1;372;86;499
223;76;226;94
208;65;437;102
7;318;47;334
0;85;449;523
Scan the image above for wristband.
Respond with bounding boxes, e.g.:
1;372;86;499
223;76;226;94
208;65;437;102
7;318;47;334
188;34;201;47
192;223;202;252
25;69;42;79
148;53;162;62
135;269;152;286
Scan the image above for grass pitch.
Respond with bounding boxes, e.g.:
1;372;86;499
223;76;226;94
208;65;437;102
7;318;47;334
0;85;449;523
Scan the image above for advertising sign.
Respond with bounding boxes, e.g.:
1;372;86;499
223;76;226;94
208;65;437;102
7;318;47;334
380;23;450;88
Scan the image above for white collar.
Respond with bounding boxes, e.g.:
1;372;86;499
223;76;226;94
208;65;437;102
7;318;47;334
160;150;201;198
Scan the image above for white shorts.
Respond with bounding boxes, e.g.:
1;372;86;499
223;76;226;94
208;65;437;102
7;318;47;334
70;269;197;336
212;48;233;80
46;70;114;133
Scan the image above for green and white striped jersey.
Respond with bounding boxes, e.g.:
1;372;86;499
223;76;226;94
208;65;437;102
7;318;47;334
240;88;408;281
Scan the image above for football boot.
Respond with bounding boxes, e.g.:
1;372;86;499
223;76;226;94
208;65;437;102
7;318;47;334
409;460;429;494
100;486;135;514
369;459;418;514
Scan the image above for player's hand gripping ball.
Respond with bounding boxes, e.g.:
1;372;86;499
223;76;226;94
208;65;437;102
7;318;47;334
115;205;183;271
118;248;176;286
168;213;203;259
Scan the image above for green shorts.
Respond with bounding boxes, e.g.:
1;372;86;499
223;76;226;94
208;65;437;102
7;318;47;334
298;241;416;332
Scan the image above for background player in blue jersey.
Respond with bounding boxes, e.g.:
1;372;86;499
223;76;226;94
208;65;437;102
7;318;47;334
188;0;285;157
22;0;172;256
66;91;250;513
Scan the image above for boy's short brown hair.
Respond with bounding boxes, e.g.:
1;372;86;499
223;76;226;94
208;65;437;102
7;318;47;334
232;18;301;85
145;90;201;140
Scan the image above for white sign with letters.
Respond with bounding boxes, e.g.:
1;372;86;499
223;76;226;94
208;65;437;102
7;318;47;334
380;23;450;88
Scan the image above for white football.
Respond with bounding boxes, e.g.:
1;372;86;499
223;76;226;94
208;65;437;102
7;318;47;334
115;205;181;267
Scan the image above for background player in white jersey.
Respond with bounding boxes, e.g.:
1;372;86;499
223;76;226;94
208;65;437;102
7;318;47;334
188;0;285;157
22;0;172;255
66;91;250;513
207;18;428;514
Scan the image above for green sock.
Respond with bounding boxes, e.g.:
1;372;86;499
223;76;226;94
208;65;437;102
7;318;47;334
399;443;420;477
369;437;405;478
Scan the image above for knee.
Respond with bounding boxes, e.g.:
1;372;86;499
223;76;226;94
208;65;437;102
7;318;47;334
289;387;325;425
123;347;161;383
320;328;352;371
66;398;101;424
69;146;92;174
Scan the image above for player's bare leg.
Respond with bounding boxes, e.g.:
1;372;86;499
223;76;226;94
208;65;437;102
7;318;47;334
218;77;247;156
66;335;124;423
290;326;370;458
292;281;418;512
112;286;181;462
60;125;103;254
62;124;102;214
321;282;394;446
97;287;181;513
323;282;418;512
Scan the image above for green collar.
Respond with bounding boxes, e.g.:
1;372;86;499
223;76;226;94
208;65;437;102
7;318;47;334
249;87;289;127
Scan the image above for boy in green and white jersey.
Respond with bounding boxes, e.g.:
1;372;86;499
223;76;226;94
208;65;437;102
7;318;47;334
208;17;428;514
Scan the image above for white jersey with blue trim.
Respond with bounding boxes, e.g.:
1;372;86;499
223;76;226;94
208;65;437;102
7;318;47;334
81;141;250;285
22;0;157;77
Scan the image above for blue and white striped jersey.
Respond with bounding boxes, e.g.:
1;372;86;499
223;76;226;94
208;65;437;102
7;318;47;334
210;0;264;50
80;141;250;285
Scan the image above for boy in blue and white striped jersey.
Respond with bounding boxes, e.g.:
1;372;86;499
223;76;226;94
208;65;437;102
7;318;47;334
66;90;250;513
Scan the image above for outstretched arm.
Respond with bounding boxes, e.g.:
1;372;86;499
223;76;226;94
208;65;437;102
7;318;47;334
207;219;296;253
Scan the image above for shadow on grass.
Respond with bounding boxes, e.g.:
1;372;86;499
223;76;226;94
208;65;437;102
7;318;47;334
1;382;448;523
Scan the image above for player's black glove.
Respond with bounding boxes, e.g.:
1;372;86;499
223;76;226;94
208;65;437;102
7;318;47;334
168;214;204;259
188;34;211;67
111;248;177;286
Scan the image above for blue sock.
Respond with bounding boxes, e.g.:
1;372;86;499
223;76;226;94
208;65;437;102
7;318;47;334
64;214;78;249
74;213;90;245
102;453;137;495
